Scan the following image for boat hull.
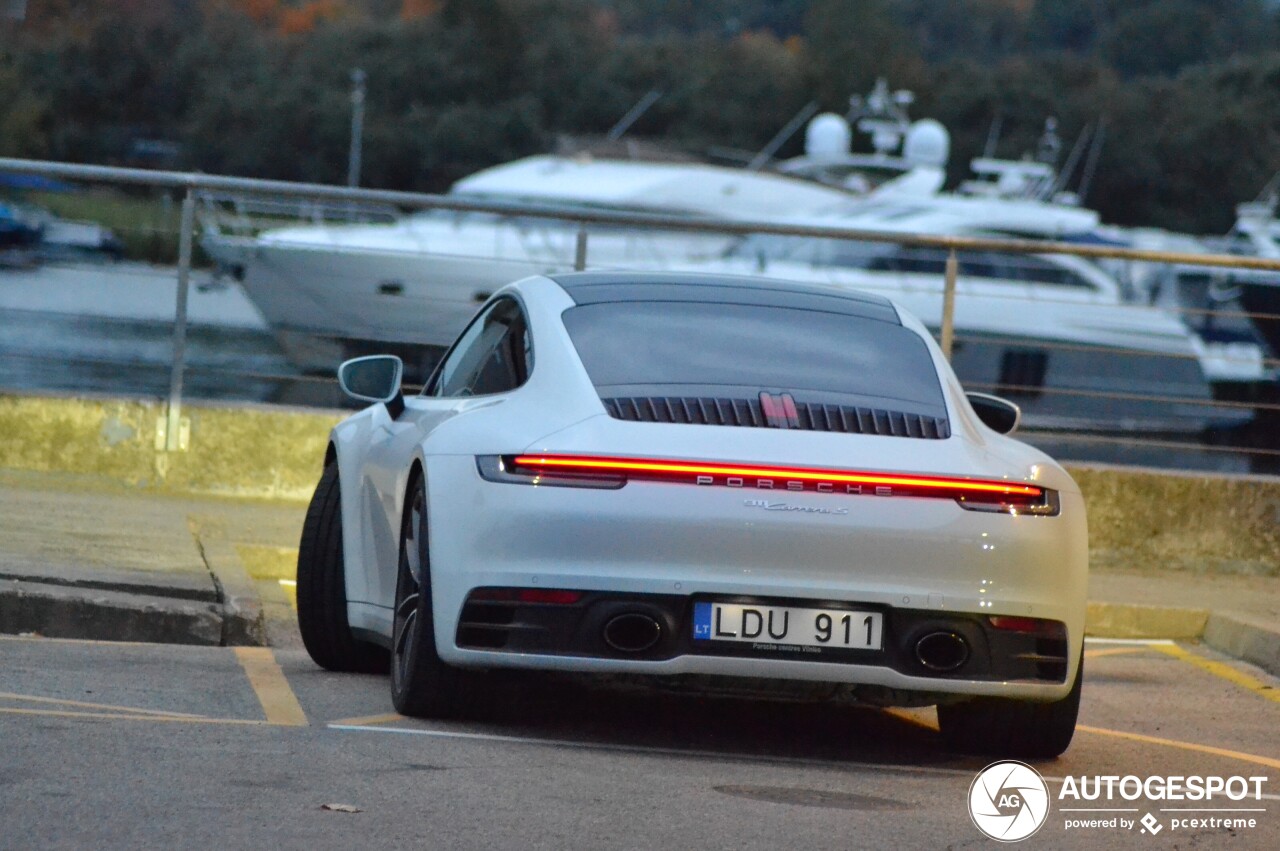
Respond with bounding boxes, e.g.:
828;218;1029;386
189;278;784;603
203;234;1244;433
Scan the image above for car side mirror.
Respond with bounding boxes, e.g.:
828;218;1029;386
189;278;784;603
966;392;1020;435
338;355;404;417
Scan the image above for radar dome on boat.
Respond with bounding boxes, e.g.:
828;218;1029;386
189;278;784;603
804;113;853;160
903;119;950;168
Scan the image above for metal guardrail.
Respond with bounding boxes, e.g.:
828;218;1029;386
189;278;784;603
3;156;1280;464
6;158;1280;272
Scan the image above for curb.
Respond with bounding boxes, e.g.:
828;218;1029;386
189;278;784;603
1;557;1272;665
0;525;268;647
1203;612;1280;677
0;577;223;645
188;518;267;647
1088;600;1280;678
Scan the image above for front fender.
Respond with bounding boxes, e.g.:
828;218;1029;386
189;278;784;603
328;405;394;608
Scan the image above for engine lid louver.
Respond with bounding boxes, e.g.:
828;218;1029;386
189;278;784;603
602;396;950;439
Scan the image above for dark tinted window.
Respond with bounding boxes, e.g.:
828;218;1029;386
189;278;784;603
727;236;895;270
562;300;946;416
431;297;532;397
886;247;1095;289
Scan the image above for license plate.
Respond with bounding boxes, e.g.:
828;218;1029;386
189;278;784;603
692;602;883;650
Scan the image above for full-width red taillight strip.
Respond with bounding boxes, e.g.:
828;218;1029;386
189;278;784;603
511;455;1042;497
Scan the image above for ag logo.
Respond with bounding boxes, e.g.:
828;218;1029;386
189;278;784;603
968;760;1051;842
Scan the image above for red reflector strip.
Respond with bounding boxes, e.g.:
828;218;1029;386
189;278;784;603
520;589;583;605
988;616;1065;637
511;454;1043;499
468;587;583;605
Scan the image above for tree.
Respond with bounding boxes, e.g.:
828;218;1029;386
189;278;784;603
0;51;49;157
802;0;927;110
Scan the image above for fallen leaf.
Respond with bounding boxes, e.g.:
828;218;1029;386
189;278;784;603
320;803;362;813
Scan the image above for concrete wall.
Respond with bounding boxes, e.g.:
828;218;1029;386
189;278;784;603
0;393;341;502
1072;466;1280;577
2;393;1278;575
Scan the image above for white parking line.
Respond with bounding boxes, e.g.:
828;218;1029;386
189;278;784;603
1084;638;1178;646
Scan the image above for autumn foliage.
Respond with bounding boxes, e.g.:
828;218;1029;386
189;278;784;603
2;0;1279;232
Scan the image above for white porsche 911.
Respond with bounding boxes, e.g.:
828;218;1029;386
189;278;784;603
297;271;1088;758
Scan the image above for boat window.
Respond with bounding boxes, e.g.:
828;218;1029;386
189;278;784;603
727;236;896;270
887;246;949;275
814;239;896;269
957;251;1012;279
1003;254;1095;288
430;297;532;397
562;300;947;417
730;237;1097;289
880;247;1095;288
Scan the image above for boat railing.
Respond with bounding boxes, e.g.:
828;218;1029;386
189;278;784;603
196;191;400;237
2;155;1280;472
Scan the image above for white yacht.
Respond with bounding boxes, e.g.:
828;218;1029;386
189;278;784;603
1085;172;1279;386
1223;186;1280;361
201;96;1251;432
774;78;949;198
882;124;1272;390
1095;224;1273;385
201;79;958;376
669;200;1241;434
201;150;871;375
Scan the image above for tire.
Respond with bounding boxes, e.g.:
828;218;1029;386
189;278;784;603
937;655;1082;760
296;463;386;673
389;473;470;718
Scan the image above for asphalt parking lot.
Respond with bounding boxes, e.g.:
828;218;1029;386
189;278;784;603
2;633;1277;848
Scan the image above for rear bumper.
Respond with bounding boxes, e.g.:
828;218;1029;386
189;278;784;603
455;588;1067;681
440;637;1076;703
424;454;1087;701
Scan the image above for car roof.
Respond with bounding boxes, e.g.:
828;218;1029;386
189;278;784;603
547;271;902;325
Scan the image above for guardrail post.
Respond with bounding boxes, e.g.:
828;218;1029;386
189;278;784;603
574;224;588;271
164;186;196;452
941;247;958;361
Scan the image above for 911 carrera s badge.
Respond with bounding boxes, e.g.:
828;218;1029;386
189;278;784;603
743;499;849;516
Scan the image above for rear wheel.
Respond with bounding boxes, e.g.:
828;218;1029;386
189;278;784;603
390;474;469;718
296;463;386;672
937;655;1082;759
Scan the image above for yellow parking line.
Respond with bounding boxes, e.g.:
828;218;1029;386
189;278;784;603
1154;643;1280;705
1078;725;1280;772
329;712;407;727
1084;647;1147;660
233;647;309;727
0;706;269;725
884;707;938;731
0;691;209;718
278;578;297;610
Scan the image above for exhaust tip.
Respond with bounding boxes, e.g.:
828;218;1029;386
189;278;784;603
915;631;969;673
603;613;663;653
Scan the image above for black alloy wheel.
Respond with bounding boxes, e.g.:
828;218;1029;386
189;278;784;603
389;474;467;717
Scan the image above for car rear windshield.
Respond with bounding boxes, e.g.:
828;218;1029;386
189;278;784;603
561;300;947;418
